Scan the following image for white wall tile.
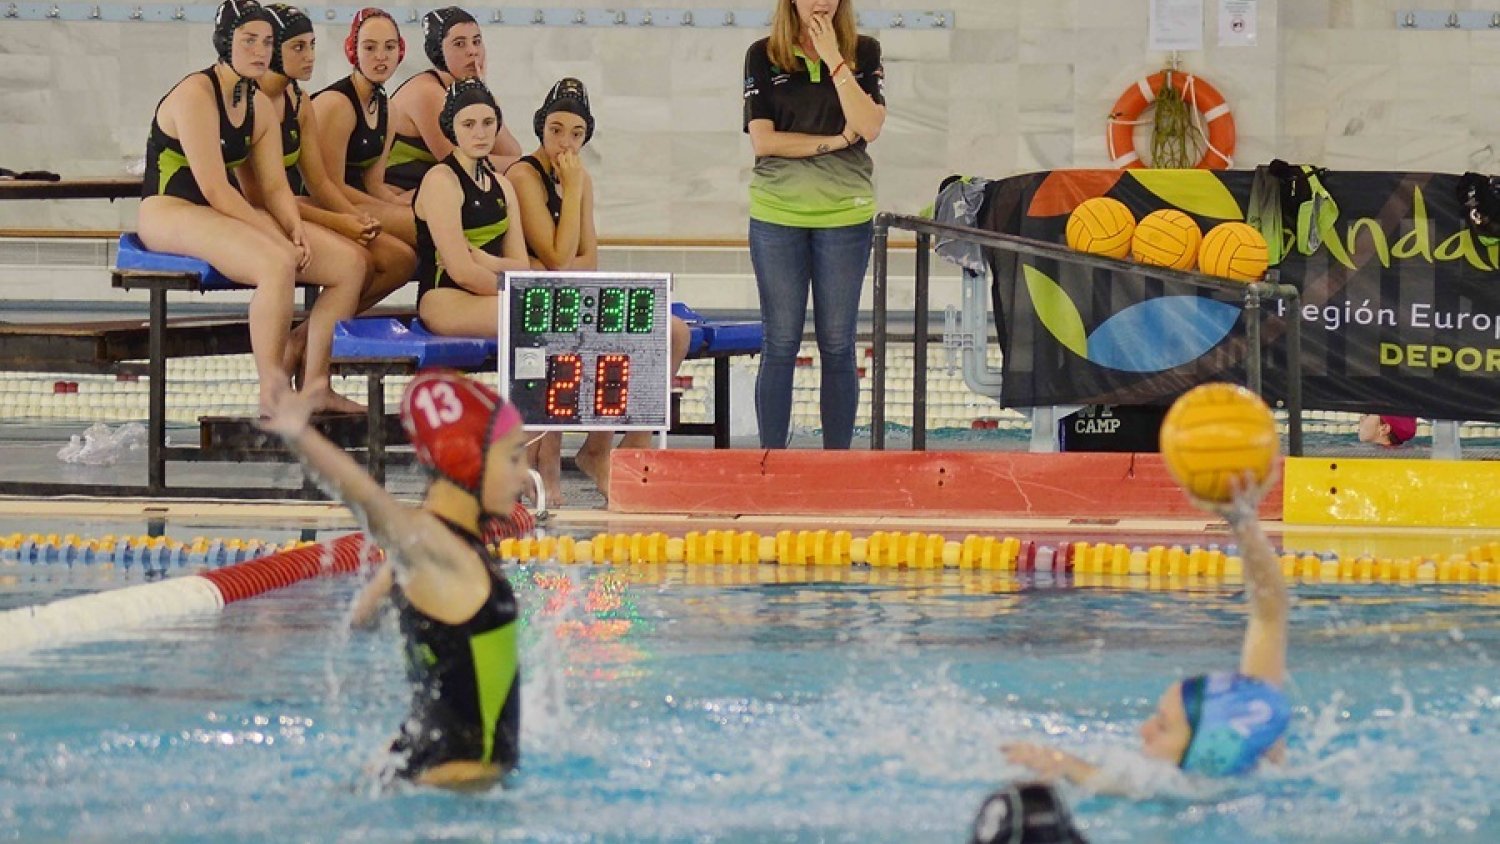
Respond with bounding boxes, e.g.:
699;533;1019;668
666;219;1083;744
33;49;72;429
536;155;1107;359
6;0;1500;237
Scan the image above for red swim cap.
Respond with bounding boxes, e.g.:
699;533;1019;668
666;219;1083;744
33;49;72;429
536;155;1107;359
1381;415;1417;446
399;370;521;492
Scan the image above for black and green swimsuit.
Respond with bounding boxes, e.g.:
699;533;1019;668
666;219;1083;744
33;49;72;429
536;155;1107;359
313;75;386;191
280;88;305;196
387;518;521;779
511;155;563;233
384;70;444;191
142;68;253;206
413;154;510;298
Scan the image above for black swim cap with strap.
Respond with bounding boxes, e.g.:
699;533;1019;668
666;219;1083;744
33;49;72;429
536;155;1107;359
213;0;274;106
532;77;595;145
213;0;275;63
421;6;477;72
263;4;313;77
440;78;502;145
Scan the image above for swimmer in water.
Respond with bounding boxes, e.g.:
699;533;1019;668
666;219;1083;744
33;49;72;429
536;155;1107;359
1003;471;1291;791
970;781;1089;844
259;371;530;788
1357;414;1417;448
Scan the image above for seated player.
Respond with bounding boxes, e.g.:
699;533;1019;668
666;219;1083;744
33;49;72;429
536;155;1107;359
136;0;352;415
507;78;690;504
263;3;415;320
233;4;412;406
411;79;529;336
312;7;418;245
384;7;523;192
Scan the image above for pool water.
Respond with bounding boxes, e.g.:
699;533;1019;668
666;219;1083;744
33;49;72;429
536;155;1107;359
1;565;1496;843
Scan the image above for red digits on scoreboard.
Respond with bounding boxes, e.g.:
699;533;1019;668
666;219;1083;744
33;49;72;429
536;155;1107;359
546;354;581;419
594;354;630;417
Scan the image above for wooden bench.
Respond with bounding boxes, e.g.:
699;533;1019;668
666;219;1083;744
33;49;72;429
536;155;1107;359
0;177;140;202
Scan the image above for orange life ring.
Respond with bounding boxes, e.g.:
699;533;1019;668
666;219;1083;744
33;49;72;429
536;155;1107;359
1107;71;1235;170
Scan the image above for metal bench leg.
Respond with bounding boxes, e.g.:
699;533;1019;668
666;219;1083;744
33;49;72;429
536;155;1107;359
148;284;168;494
367;370;386;483
713;357;731;449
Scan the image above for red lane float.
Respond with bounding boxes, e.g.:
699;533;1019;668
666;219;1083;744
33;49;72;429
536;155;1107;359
0;533;382;653
201;532;378;603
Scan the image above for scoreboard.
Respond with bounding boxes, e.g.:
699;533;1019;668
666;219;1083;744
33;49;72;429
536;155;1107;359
499;271;672;430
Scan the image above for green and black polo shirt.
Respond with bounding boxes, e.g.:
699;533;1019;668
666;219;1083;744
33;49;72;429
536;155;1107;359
742;35;884;228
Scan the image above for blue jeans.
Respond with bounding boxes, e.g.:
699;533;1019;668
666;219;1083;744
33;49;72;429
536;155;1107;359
748;218;873;449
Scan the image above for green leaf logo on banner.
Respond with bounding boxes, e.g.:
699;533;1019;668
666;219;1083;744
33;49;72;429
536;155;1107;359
1129;170;1244;220
1022;265;1088;358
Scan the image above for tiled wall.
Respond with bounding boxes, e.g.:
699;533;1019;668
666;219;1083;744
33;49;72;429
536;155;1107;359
1284;0;1500;173
1;1;1493;236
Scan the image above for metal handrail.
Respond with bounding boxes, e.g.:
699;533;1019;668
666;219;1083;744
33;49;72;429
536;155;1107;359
871;211;1305;456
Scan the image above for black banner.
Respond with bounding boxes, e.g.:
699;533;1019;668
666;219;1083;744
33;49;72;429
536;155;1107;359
978;169;1500;423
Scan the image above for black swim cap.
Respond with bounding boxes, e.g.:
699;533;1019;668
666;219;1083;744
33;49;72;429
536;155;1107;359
971;782;1089;844
532;77;594;145
421;6;477;72
263;4;313;76
213;0;275;64
440;78;501;145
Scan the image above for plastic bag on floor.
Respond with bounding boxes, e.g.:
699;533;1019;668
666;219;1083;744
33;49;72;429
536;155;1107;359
57;422;147;466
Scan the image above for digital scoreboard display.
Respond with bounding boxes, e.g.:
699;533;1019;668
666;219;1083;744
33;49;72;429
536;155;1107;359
500;272;672;430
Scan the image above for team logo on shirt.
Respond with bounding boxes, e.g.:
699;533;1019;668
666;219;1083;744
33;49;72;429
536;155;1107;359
743;76;759;99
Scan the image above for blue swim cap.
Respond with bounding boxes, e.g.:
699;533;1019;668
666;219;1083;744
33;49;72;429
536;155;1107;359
1179;672;1291;776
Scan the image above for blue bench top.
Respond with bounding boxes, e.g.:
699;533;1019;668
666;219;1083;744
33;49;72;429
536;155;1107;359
332;318;494;369
115;233;237;290
673;302;761;357
332;305;759;370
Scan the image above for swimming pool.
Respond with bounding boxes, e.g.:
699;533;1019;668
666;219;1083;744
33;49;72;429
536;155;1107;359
1;558;1496;843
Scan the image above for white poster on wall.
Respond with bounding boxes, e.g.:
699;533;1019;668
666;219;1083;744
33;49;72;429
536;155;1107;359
1218;0;1258;47
1149;0;1204;51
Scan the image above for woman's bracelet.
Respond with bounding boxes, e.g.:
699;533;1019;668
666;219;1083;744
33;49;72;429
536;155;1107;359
830;60;848;79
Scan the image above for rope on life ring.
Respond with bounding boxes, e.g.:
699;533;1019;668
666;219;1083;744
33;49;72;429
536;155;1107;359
1107;70;1235;170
